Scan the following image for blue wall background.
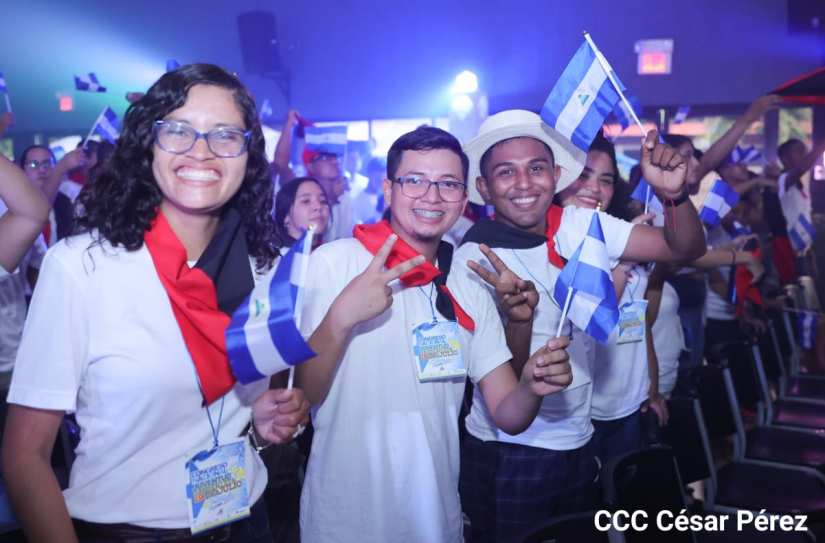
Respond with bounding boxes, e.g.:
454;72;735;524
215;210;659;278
1;0;822;135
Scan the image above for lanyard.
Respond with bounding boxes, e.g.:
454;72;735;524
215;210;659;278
508;249;573;339
189;360;226;450
418;283;438;322
626;265;640;302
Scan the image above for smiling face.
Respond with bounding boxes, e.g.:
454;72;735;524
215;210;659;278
384;148;468;246
152;84;248;221
476;137;561;236
286;180;330;238
557;149;615;211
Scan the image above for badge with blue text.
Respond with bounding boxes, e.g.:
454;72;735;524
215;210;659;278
185;438;251;535
617;300;648;344
412;320;466;381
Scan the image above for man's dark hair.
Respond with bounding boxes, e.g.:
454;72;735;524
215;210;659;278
19;145;55;168
479;137;554;181
661;134;693;152
778;139;804;161
387;126;469;182
76;63;279;270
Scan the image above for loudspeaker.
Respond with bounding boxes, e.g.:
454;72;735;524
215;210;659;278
788;0;825;34
237;11;283;75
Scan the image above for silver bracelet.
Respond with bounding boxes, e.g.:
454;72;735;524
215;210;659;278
247;421;272;453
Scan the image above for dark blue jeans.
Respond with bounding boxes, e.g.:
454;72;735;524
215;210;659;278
667;275;707;373
591;410;644;465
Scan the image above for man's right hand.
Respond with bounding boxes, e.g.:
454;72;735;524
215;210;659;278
330;234;424;329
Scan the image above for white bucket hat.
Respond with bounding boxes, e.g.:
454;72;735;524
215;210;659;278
463;110;587;205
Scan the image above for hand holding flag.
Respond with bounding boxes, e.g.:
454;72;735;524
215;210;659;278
82;106;119;147
520;337;573;396
639;129;687;199
698;179;739;228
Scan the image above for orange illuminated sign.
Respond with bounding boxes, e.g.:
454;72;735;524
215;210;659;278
640;52;669;74
59;97;73;111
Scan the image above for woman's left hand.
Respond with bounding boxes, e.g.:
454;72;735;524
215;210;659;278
251;388;311;445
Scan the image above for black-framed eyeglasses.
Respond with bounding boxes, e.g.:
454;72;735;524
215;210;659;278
153;120;251;158
393;176;467;203
26;159;55;170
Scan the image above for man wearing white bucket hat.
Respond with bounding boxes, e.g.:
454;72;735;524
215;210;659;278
454;110;706;541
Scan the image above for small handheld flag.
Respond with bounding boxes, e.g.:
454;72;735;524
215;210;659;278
226;228;316;386
304;125;348;156
259;98;273;121
612;92;643;132
797;310;819;350
727;145;761;164
82;106;119;147
698;179;739;228
630;178;664;216
0;71;10;112
541;36;626;153
74;73;107;92
672;105;690;125
789;214;816;252
166;58;181;72
552;212;619;344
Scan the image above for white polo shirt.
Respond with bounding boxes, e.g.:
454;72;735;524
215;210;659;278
456;206;634;450
298;238;512;543
592;265;651;420
8;232;269;528
778;173;814;253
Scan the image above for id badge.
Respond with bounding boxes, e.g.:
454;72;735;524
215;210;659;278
185;437;251;535
616;300;648;344
412;320;467;381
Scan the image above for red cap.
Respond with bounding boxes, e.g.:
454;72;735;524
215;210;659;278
302;147;320;166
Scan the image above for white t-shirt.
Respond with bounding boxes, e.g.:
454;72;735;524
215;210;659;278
298;238;512;543
352;189;383;226
7;233;269;528
705;226;735;321
592;265;651;420
442;214;475;248
653;280;683;399
456;206;634;450
322;193;355;243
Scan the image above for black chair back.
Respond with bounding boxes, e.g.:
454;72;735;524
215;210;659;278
509;510;613;543
602;446;696;543
690;365;739;440
661;398;714;487
717;341;763;412
756;320;787;383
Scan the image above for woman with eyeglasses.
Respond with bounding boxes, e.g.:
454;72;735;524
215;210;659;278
1;64;310;542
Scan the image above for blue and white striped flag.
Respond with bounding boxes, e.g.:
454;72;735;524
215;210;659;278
0;72;7;94
166;58;180;72
797;310;818;350
699;179;739;228
305;125;348;155
730;220;751;240
541;40;625;153
789;214;816;252
673;105;690;125
553;212;619;344
259;98;273;121
226;229;317;384
612;92;642;131
93;107;119;143
75;73;107;92
728;145;761;164
630;178;664;215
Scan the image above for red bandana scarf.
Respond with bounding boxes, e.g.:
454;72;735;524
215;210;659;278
544;204;566;268
353;221;475;331
143;212;237;405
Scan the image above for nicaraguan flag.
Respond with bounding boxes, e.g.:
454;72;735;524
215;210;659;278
166;58;180;72
75;73;107;92
0;72;6;94
797;310;818;350
553;212;619;344
789;214;816;252
699;179;739;228
673;105;690;125
541;40;625;153
93;107;119;143
629;178;664;215
730;220;751;240
305;125;348;155
259;98;273;121
226;229;317;383
612;92;642;131
728;145;761;164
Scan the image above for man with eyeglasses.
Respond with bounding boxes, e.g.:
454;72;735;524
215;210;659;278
294;126;573;543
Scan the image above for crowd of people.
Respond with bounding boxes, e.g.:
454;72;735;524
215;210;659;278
0;62;821;542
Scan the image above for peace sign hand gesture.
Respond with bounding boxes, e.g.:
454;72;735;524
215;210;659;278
331;234;425;329
467;244;539;324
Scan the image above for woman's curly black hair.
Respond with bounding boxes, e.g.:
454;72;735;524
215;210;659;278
75;63;279;270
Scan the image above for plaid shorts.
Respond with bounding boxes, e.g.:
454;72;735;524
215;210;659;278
459;434;600;543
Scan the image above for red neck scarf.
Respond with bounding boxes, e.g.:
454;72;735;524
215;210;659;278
734;248;765;317
353;221;475;331
143;212;236;405
545;204;566;268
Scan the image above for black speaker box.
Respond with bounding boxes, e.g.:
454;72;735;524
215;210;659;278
237;11;283;75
